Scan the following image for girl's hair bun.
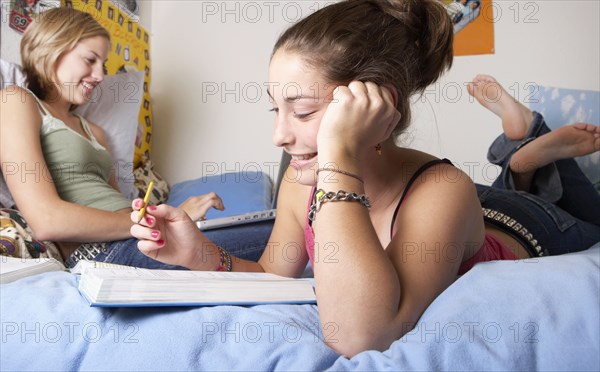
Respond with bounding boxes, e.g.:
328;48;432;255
378;0;454;93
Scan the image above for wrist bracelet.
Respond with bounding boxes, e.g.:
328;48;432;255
216;246;232;272
316;168;364;184
308;189;371;222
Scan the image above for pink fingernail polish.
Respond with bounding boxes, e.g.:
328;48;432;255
151;231;160;239
157;239;165;246
146;216;155;224
148;205;157;211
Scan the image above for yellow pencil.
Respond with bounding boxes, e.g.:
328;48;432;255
137;180;155;223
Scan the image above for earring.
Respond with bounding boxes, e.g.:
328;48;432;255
375;143;382;156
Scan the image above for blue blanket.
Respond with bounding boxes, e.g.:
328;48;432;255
2;244;599;371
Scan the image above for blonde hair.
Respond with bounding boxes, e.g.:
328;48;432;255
20;7;110;99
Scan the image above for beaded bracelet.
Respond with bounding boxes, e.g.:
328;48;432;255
308;189;371;222
316;168;364;184
216;246;232;272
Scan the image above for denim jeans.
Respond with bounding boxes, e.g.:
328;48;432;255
478;112;600;256
65;220;274;269
65;238;187;269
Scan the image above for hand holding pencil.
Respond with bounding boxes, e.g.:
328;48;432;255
134;180;224;225
137;180;154;223
129;182;228;269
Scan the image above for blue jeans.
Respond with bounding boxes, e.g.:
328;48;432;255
65;220;273;269
478;112;600;256
65;238;188;269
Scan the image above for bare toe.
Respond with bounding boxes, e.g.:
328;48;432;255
511;124;600;174
468;74;533;140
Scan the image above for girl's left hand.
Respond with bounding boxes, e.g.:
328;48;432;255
317;81;401;160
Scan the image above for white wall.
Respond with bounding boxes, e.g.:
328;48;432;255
149;0;599;185
149;0;294;184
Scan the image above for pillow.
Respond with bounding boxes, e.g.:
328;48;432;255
0;59;26;89
73;70;145;199
166;171;273;219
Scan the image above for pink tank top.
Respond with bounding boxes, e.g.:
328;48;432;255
304;218;516;274
303;159;518;274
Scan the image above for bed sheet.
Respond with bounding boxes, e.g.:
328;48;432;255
1;243;598;371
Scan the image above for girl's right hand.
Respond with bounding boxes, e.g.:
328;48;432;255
317;81;400;161
129;199;216;270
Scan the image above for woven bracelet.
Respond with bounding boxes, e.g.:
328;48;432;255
216;246;232;272
316;168;364;184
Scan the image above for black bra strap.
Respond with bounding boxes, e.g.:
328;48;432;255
389;158;454;239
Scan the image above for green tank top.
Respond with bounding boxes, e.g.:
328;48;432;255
35;97;132;212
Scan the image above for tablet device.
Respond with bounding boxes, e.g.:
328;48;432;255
196;209;277;231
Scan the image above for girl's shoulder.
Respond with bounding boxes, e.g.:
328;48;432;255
0;85;39;106
0;85;45;125
395;148;455;173
394;148;475;202
390;148;483;242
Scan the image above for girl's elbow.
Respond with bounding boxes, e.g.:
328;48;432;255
326;339;368;358
26;211;65;242
22;201;71;241
325;329;395;358
28;223;60;242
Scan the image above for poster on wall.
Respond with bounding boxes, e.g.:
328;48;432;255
8;0;59;33
439;0;495;56
62;0;152;165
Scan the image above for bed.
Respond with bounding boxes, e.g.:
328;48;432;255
1;243;599;371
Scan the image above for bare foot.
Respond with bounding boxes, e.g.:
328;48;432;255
467;74;534;140
510;123;600;174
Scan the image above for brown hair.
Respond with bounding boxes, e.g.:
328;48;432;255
20;7;110;100
272;0;453;135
